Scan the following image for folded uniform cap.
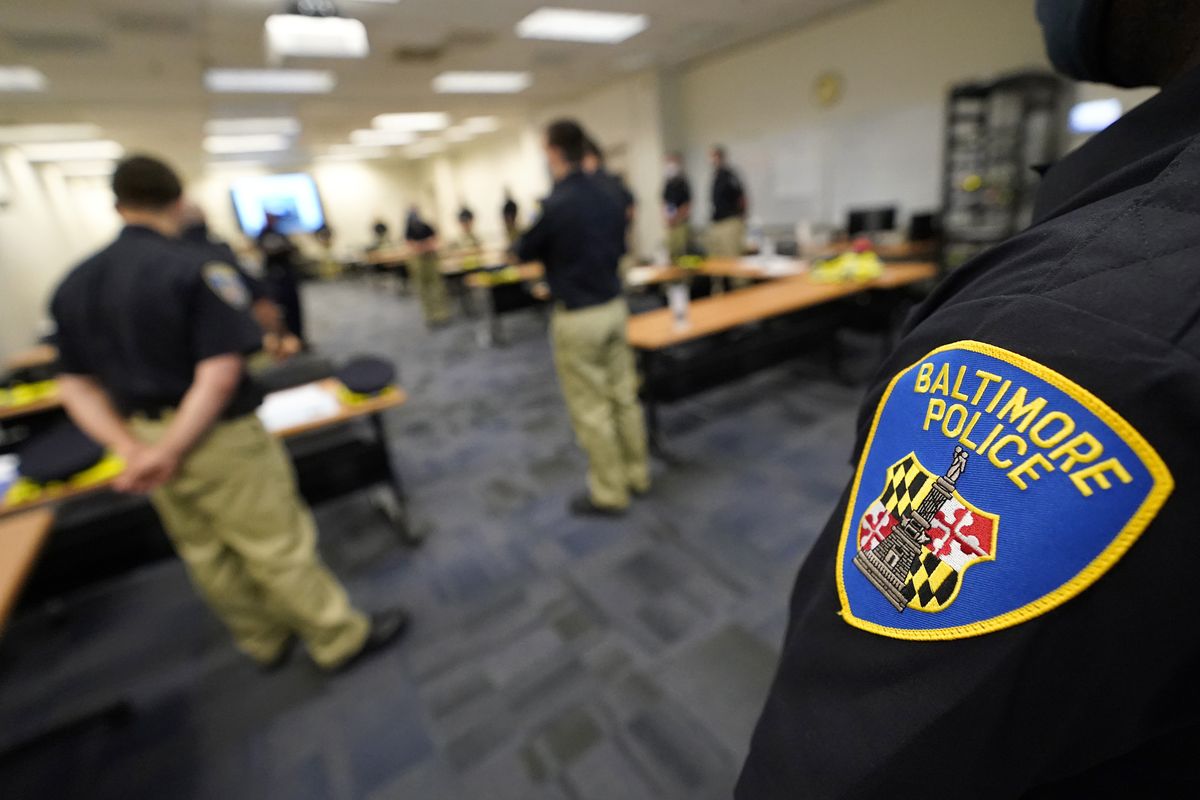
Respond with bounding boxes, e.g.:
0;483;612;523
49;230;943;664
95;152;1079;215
17;420;105;484
336;356;396;396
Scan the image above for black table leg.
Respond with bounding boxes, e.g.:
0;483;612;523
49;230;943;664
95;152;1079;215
368;412;419;546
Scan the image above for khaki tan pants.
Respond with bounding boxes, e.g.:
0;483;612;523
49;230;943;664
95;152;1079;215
551;298;651;509
131;414;369;669
706;217;746;259
667;221;691;261
414;252;451;325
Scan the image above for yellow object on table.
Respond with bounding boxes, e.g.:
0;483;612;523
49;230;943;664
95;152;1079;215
334;383;400;407
2;453;126;507
0;381;58;411
810;251;886;283
676;255;704;270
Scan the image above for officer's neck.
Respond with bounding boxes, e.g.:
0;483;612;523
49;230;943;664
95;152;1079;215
118;208;181;239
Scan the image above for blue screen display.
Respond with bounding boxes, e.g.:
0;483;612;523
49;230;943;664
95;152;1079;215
230;173;325;236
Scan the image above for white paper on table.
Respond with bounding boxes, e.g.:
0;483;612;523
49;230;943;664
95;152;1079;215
256;384;341;433
743;256;807;276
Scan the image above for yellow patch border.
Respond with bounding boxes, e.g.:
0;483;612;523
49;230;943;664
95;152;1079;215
835;340;1174;641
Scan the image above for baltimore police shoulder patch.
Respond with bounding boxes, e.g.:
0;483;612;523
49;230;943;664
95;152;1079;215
837;340;1173;640
202;262;251;310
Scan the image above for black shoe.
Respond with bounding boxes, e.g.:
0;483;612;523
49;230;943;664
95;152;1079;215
331;609;411;674
569;493;627;517
257;635;296;674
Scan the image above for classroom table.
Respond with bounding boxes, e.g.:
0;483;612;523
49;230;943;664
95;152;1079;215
0;384;62;424
628;262;938;448
0;378;412;526
0;508;56;631
465;263;549;345
807;239;939;261
3;345;58;373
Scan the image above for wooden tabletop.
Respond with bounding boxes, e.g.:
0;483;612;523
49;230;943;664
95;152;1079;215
0;386;62;423
464;263;544;289
0;379;408;518
0;508;56;629
808;240;938;261
4;345;58;372
627;261;937;350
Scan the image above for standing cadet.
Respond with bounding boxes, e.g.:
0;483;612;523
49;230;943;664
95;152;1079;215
50;156;408;672
180;202;300;362
256;212;307;344
452;207;482;251
707;145;747;259
404;205;451;327
662;152;693;261
502;194;522;247
738;1;1200;796
583;137;637;280
517;120;650;516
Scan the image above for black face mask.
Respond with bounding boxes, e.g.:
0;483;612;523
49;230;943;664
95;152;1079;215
1036;0;1114;83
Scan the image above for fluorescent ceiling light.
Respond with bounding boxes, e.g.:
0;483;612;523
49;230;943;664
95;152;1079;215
462;116;500;134
203;134;291;154
0;66;48;92
372;112;450;132
56;160;116;178
204;68;336;94
264;14;369;60
515;8;648;44
1069;98;1122;134
21;140;125;162
0;123;103;144
349;128;417;146
433;71;531;94
205;117;301;136
445;127;474;143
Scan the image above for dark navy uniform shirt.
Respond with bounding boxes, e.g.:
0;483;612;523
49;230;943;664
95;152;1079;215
51;225;265;418
662;174;692;212
516;170;624;310
739;67;1200;799
711;165;745;222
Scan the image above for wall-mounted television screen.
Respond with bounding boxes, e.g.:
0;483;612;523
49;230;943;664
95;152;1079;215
230;173;325;237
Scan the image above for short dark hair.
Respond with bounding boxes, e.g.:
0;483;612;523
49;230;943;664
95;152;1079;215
112;155;183;210
546;119;586;165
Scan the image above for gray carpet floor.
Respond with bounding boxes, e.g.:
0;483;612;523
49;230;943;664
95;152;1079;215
0;278;873;799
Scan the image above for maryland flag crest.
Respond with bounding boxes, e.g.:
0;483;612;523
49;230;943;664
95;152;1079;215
853;450;998;613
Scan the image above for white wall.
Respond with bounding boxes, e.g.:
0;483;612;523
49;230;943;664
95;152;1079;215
675;0;1056;230
0;149;119;358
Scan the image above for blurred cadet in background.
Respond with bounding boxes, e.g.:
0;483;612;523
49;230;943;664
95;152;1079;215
180;201;299;362
367;219;392;252
454;207;482;251
662;152;693;261
582;137;636;280
517;120;650;516
404;205;451;327
256;211;306;344
502;193;522;247
707;145;747;259
50;155;408;674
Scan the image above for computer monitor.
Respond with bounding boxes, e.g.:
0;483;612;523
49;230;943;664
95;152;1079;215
230;173;326;237
908;212;940;242
846;206;897;237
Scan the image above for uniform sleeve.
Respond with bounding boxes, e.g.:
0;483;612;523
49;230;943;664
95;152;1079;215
515;201;557;263
48;283;92;376
190;271;264;363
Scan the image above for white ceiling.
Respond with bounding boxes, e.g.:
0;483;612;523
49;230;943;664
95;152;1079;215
0;0;866;168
